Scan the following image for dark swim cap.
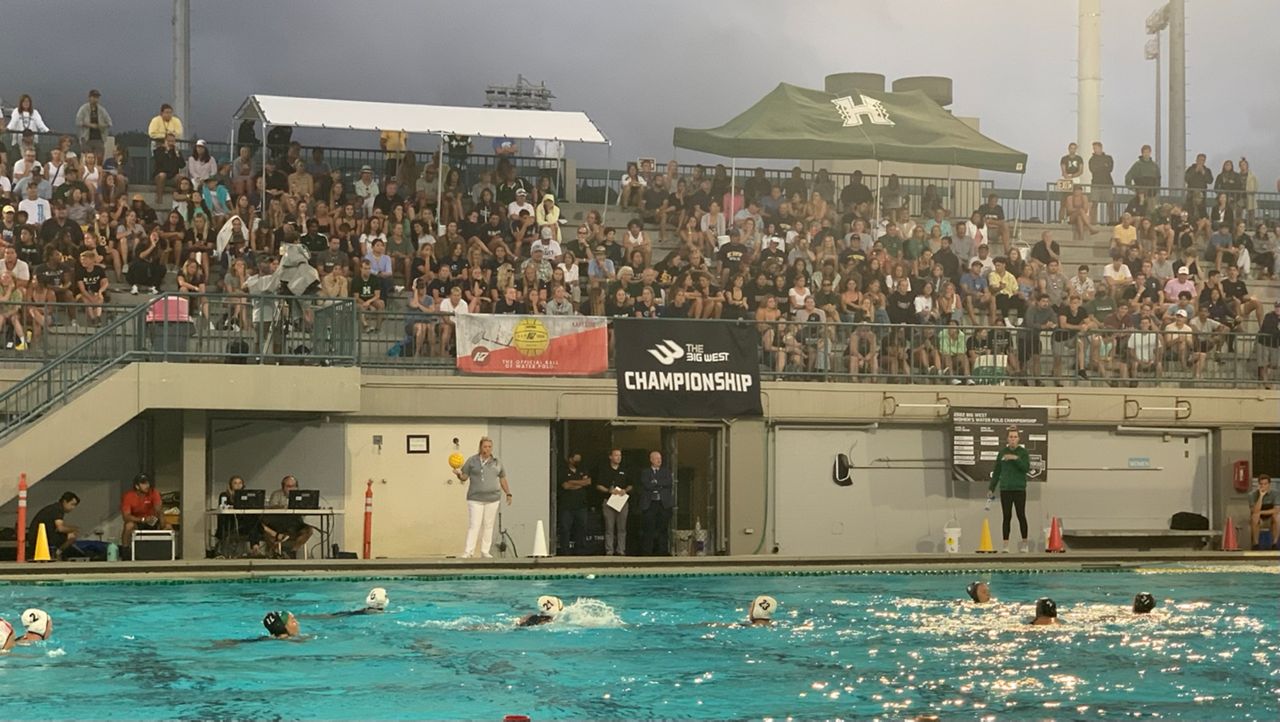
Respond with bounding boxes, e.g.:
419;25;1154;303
263;611;289;635
1035;597;1057;618
966;582;982;602
1132;593;1156;614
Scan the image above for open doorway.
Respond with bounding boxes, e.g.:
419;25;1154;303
554;421;723;556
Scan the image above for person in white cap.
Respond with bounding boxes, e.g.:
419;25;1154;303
186;139;217;186
518;595;563;627
16;608;51;644
1162;307;1206;378
307;587;389;619
747;595;778;626
507;187;534;220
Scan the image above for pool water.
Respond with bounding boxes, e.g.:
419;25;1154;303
0;566;1276;721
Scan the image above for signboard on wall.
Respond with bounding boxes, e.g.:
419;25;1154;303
949;407;1049;485
456;314;608;376
614;318;763;418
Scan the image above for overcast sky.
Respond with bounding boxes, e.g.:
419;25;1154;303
3;0;1276;186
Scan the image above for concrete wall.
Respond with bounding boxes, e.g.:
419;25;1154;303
772;426;1211;555
342;419;551;558
209;418;348;552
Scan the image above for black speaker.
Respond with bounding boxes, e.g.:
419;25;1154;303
833;454;853;486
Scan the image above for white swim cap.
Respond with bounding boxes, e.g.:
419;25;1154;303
0;619;12;649
365;588;388;611
750;595;778;621
21;609;51;638
537;595;564;616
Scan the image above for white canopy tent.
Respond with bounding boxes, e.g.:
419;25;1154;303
232;94;612;227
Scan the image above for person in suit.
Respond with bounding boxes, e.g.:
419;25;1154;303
637;450;675;556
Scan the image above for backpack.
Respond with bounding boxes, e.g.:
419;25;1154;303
1170;511;1209;530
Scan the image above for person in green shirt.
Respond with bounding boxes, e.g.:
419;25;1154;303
988;428;1031;552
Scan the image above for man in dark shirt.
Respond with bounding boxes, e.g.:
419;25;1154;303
1089;141;1116;224
840;170;873;211
28;492;80;560
1184;153;1214;217
372;179;401;217
886;278;916;324
300;218;328;256
263;159;289;201
41;202;85;249
717;232;750;279
1221;265;1263;325
743;168;770;204
556;453;593;555
152;133;183;200
1029;230;1061;268
1259;302;1280;385
1060;143;1084;181
686;179;713;217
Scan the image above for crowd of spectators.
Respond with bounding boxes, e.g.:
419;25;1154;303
0;90;1277;385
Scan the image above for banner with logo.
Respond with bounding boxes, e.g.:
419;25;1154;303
949;407;1049;487
456;314;608;376
614;319;763;418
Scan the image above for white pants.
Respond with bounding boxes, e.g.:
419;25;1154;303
463;499;500;557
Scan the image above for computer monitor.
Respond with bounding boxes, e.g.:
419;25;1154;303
233;489;265;509
288;489;320;510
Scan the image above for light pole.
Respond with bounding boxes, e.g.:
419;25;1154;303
1146;4;1170;187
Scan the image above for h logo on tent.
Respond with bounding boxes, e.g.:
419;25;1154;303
831;94;894;127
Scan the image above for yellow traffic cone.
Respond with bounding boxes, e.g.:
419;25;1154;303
976;518;996;553
32;523;53;562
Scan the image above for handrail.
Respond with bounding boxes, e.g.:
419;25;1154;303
0;292;359;443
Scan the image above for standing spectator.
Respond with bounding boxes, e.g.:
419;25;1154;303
452;437;513;559
1257;301;1280;387
1089;141;1115;224
152;133;183;201
146;104;183;145
987;428;1031;553
74;89;112;160
1184;153;1214;217
7;95;49;147
556;452;592;556
1239;158;1259;224
1249;474;1278;550
1124;145;1160;214
637;450;674;556
1060;142;1084;184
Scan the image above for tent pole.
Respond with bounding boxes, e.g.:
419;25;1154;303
946;164;952;213
435;133;445;235
1012;172;1026;242
729;158;737;226
602;142;612;224
261;120;269;216
874;160;882;228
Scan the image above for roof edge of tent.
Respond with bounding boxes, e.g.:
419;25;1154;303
232;94;609;144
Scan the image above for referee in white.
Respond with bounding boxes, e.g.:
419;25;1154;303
453;436;513;558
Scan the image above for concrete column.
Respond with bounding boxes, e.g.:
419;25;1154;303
172;0;191;139
726;419;768;555
1077;0;1102;184
180;409;208;560
1168;0;1186;188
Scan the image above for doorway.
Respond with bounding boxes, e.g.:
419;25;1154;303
555;421;724;556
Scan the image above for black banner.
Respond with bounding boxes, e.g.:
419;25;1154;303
949;407;1049;485
615;319;763;418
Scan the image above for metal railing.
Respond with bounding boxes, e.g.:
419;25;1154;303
1031;183;1280;227
344;311;1272;388
0;293;358;442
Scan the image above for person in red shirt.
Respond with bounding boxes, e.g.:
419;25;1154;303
120;473;169;547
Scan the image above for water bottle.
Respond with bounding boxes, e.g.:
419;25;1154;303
107;543;119;562
694;518;707;556
984;493;995;511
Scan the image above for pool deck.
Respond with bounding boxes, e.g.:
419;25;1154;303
0;551;1274;582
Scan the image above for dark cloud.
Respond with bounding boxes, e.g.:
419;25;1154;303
3;0;1275;185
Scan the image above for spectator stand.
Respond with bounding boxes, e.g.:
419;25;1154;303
231;94;612;229
673;82;1027;228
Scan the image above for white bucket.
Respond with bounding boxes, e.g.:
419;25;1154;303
943;526;962;553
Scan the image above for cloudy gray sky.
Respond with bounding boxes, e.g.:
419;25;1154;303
3;0;1276;186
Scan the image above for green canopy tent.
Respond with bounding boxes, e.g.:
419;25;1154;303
673;82;1028;226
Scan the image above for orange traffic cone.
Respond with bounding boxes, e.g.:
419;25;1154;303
1045;517;1066;553
1220;516;1239;551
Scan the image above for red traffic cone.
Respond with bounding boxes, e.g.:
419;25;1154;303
1220;516;1239;551
1045;517;1066;553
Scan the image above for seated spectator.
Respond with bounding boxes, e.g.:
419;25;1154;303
120;473;170;548
1248;473;1278;549
1110;213;1137;255
1162;309;1205;378
262;475;314;558
1102;254;1133;297
353;260;384;333
27;492;80;560
74;249;108;325
152;133;183;201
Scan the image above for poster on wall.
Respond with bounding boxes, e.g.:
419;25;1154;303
456;314;608;376
614;318;763;418
949;407;1049;486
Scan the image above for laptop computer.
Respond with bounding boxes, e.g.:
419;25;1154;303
288;489;320;510
233;489;265;509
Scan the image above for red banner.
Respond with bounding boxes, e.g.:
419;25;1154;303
455;314;609;376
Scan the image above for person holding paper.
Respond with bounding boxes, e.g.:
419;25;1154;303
595;448;632;556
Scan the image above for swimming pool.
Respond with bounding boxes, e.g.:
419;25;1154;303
0;565;1275;721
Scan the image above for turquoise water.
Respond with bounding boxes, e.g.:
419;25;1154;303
0;566;1276;721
